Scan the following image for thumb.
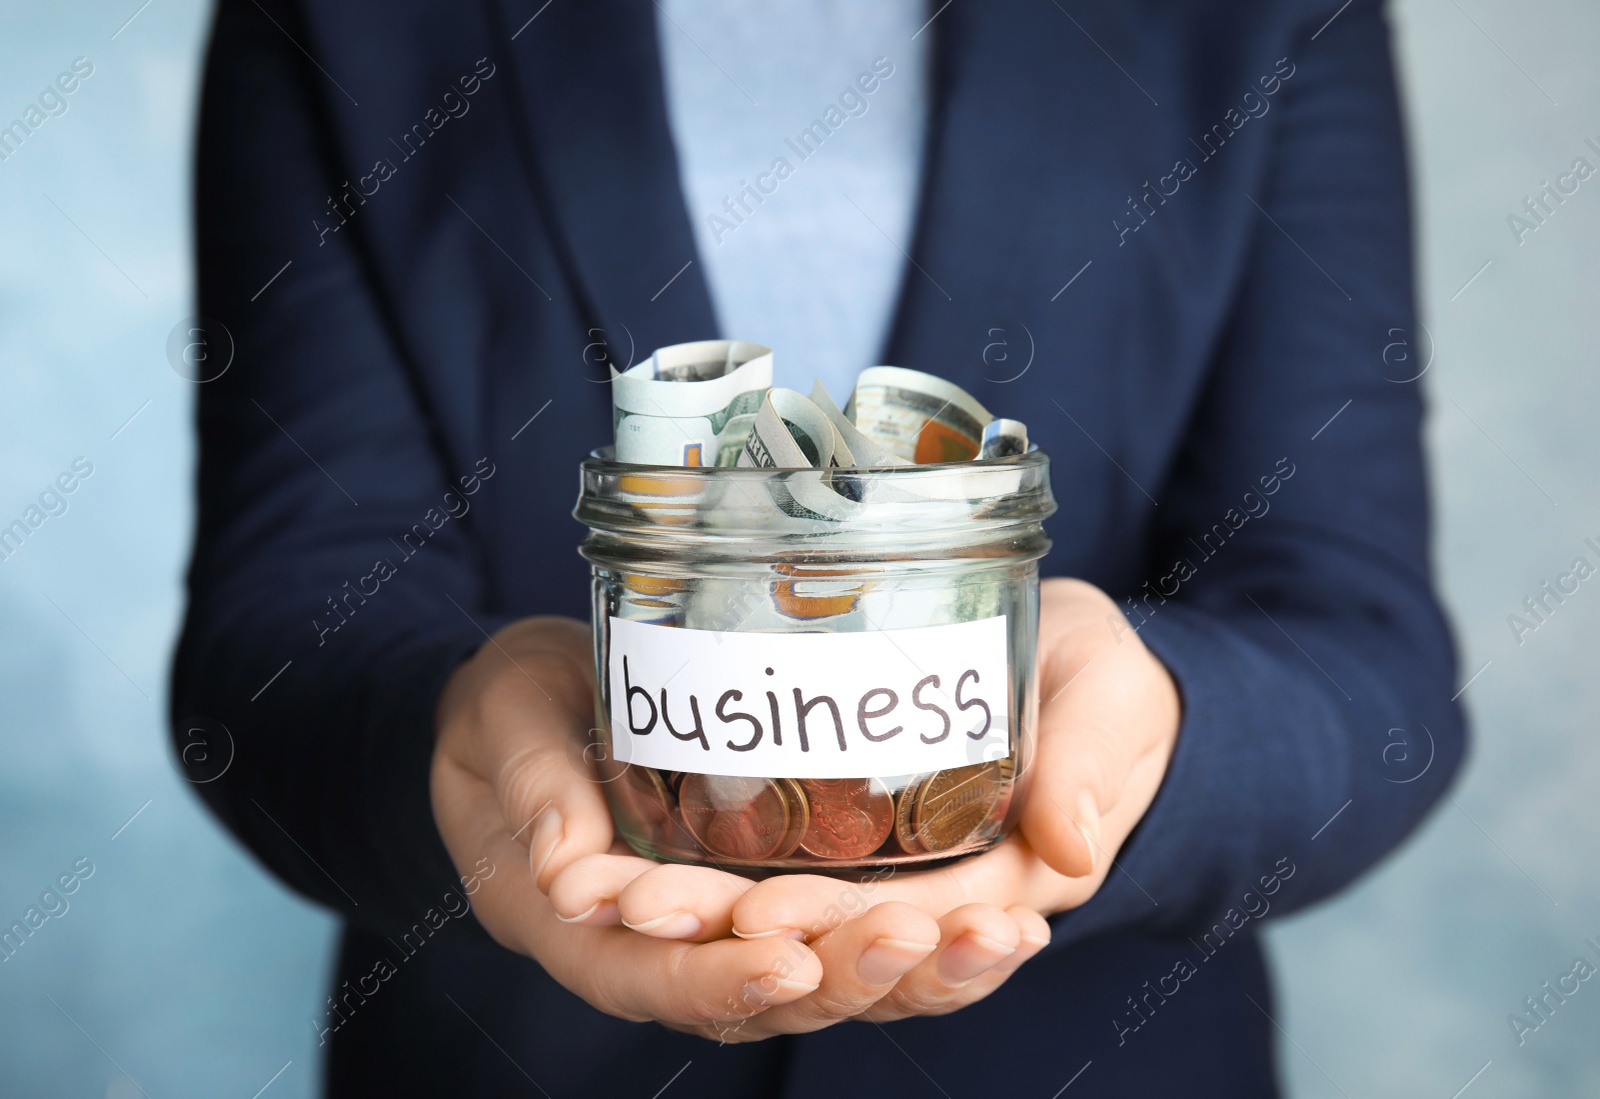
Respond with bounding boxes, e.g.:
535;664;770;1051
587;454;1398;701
434;616;618;893
1020;702;1126;880
1018;580;1180;881
496;729;621;894
1019;646;1161;879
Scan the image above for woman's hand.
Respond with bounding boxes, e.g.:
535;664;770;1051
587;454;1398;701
429;616;1046;1040
589;578;1182;954
722;578;1181;935
548;854;1051;1036
431;573;1180;1037
431;617;815;1036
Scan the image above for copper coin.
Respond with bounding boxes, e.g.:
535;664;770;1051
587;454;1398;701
679;774;795;862
914;761;1009;852
893;776;928;855
798;778;894;859
772;778;810;860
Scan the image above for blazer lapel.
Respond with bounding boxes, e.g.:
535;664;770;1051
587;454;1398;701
484;0;717;361
882;1;1183;569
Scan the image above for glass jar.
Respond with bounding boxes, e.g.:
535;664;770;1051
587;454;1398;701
573;450;1055;874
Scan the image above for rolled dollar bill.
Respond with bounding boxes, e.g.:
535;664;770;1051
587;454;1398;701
846;366;992;464
737;389;866;523
612;340;772;466
808;381;909;468
737;388;851;470
609;360;1032;649
979;418;1029;459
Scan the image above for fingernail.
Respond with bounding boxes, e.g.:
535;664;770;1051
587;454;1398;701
622;910;704;938
1075;789;1102;872
1020;931;1052;949
555;901;599;924
740;975;819;1005
967;933;1017;955
732;926;808;942
556;899;619;926
938;934;1016;986
857;938;936;985
773;977;820;993
529;807;564;885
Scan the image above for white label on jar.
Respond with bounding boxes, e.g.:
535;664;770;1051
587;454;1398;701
607;615;1010;779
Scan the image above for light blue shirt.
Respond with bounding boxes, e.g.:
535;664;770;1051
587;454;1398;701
656;1;929;404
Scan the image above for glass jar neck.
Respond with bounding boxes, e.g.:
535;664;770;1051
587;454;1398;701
574;449;1057;567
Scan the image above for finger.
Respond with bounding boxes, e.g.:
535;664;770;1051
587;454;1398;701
896;907;1052;1026
941;905;1051;1006
730;846;1031;939
859;903;1021;1022
730;872;901;940
452;783;824;1033
1021;648;1156;878
433;754;547;955
990;906;1052;977
546;851;661;927
500;742;617;893
443;618;616;891
584;931;824;1034
614;863;760;942
730;901;940;1038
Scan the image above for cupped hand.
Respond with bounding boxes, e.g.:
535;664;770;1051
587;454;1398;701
431;574;1178;1037
586;578;1181;953
430;616;1045;1040
548;855;1051;1036
724;578;1181;936
431;617;819;1035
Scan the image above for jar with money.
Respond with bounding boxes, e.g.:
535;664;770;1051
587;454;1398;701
574;347;1055;872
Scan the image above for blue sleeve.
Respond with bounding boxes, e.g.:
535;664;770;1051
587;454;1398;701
1052;0;1467;944
172;0;508;934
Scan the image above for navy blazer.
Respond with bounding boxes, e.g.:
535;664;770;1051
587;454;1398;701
175;0;1464;1094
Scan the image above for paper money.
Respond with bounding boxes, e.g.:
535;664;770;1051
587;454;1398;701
808;381;909;469
845;366;993;464
737;388;852;470
737;389;866;524
607;349;1033;636
609;345;1029;530
980;418;1029;459
599;351;1030;871
611;340;772;466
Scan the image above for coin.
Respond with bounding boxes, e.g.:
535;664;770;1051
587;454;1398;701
679;774;796;862
983;758;1018;828
799;778;894;859
893;776;928;855
772;778;810;860
914;761;1009;852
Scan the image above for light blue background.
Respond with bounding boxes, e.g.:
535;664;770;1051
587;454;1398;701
1;3;1596;1096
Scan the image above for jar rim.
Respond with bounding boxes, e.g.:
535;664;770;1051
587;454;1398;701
579;446;1049;477
574;447;1057;550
